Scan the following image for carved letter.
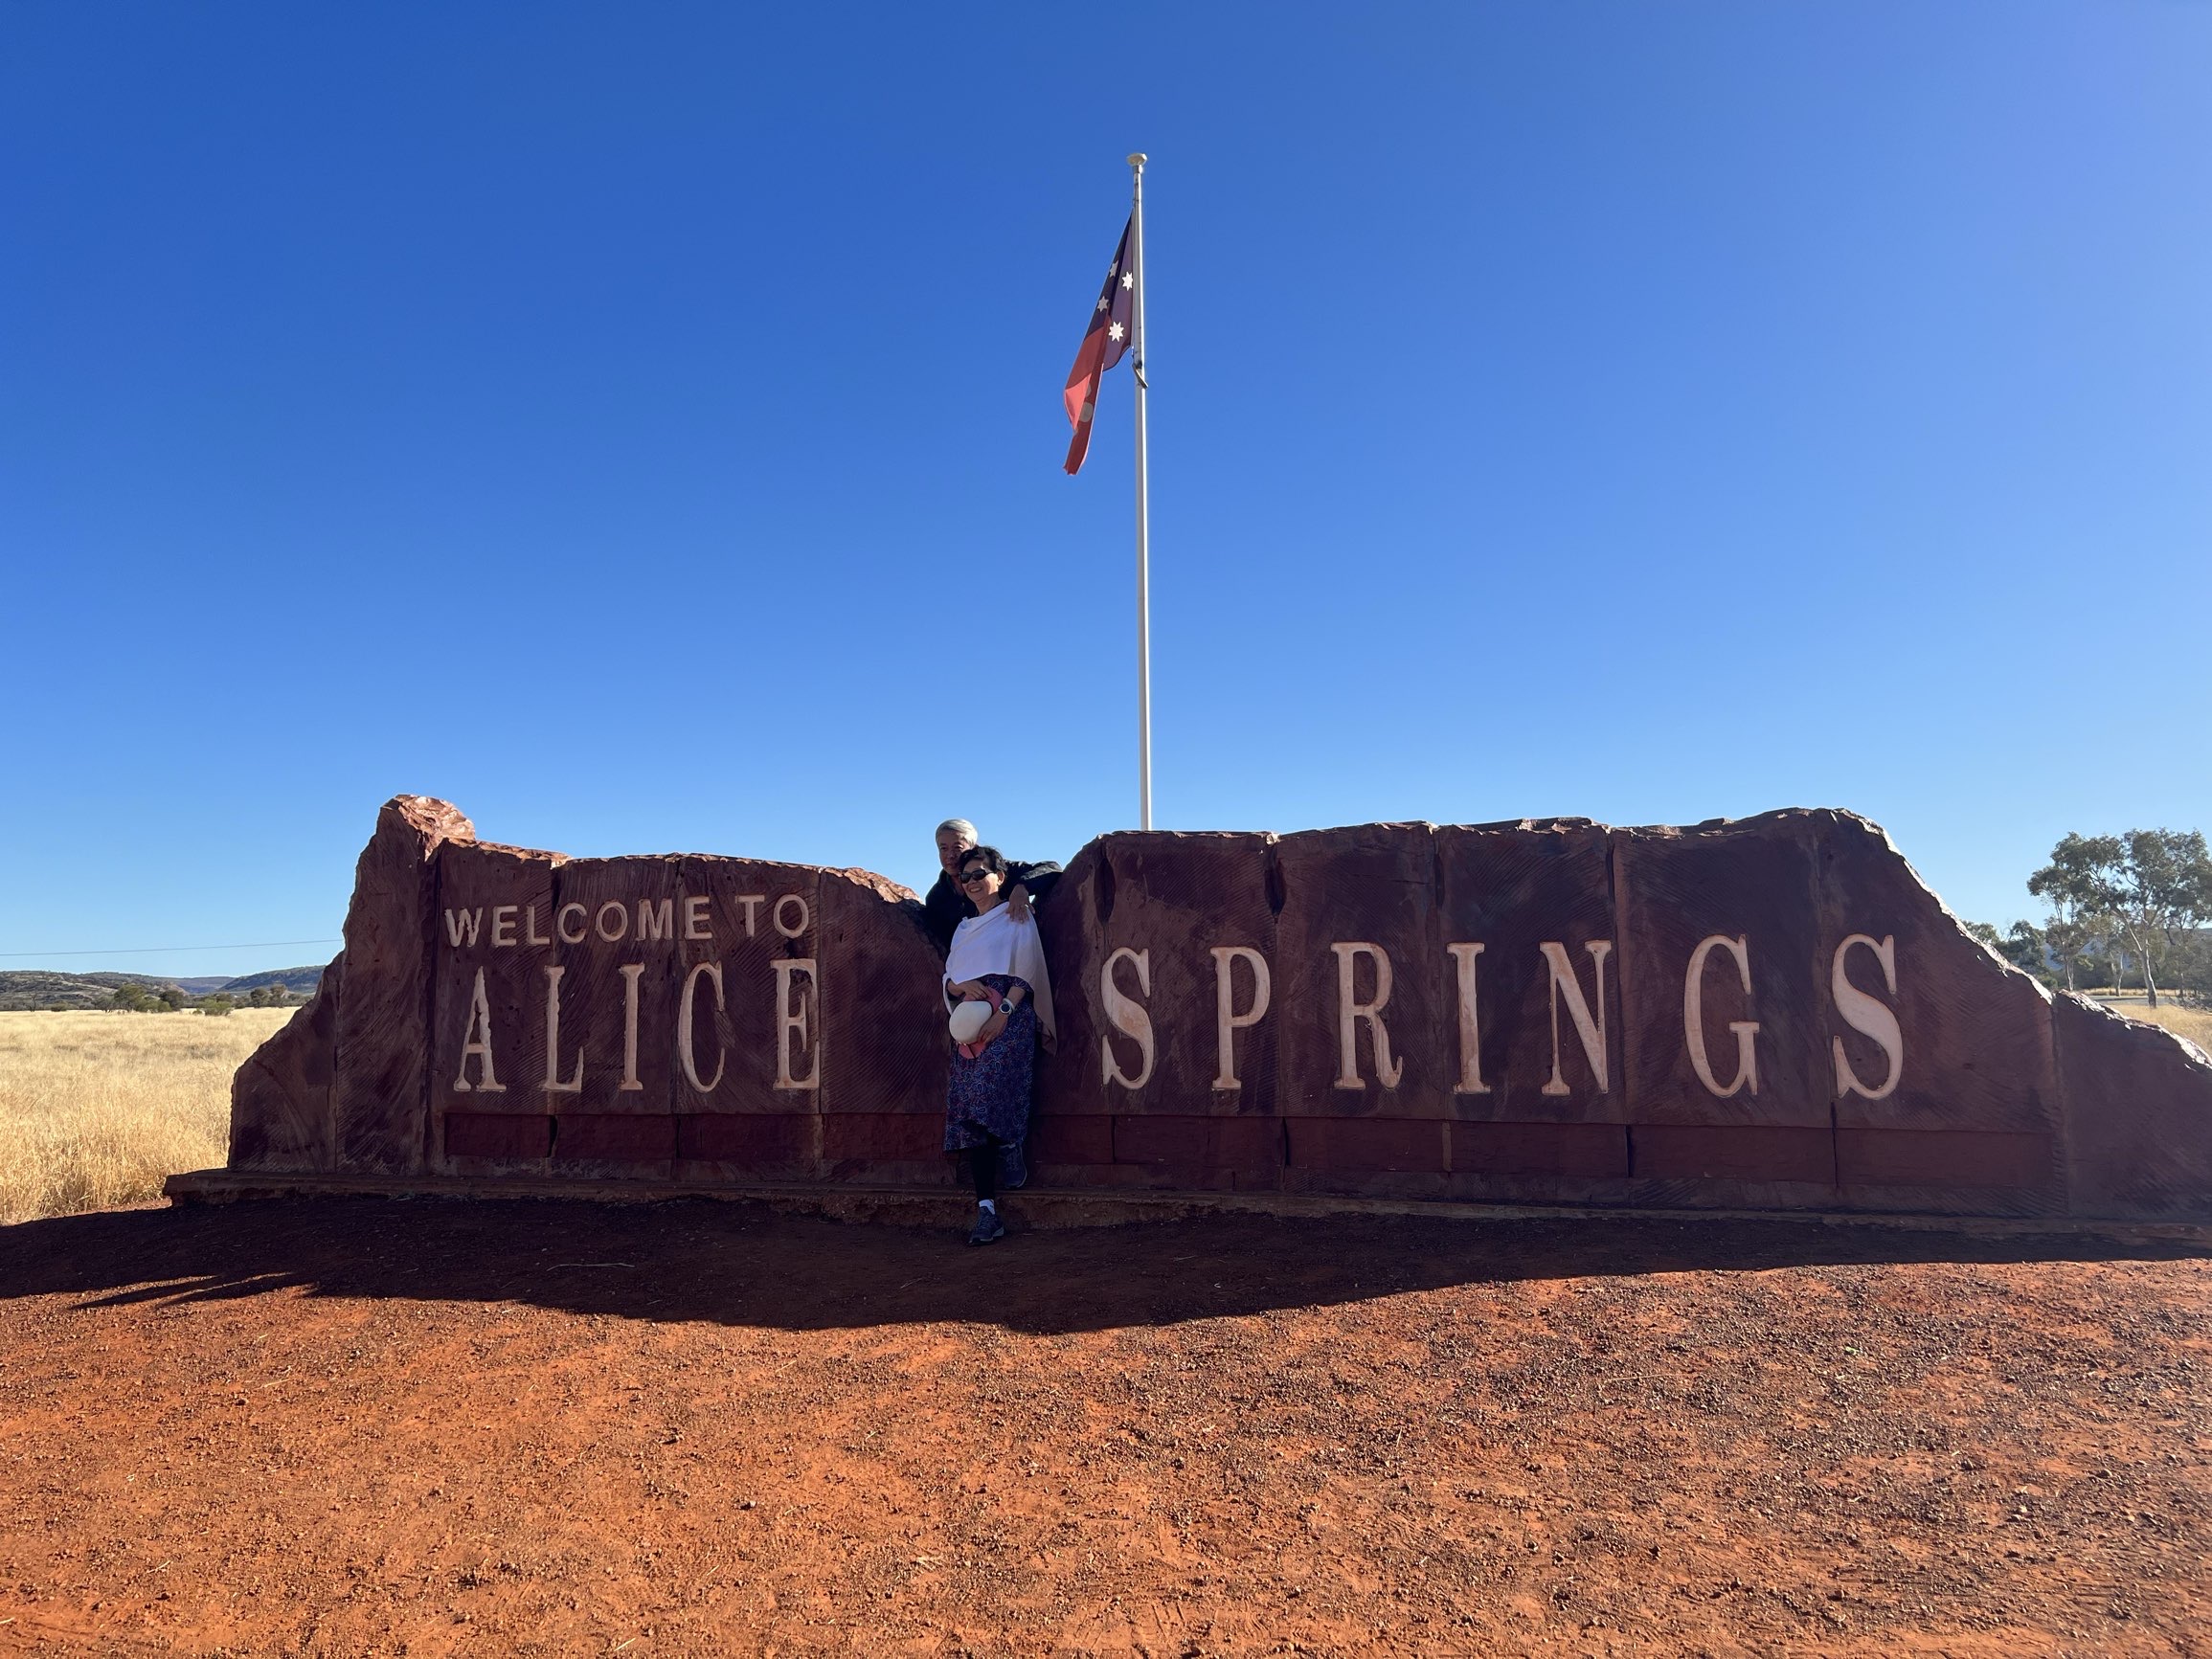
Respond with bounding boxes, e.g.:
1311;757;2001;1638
618;963;644;1091
491;905;517;948
452;967;505;1092
1098;947;1156;1089
774;959;820;1089
1331;942;1404;1089
596;902;629;944
1442;942;1495;1097
636;898;673;943
1539;941;1612;1096
1209;946;1271;1090
540;964;582;1094
679;961;726;1093
1684;934;1759;1098
525;904;550;947
738;894;765;937
1831;933;1903;1100
556;902;588;945
683;895;711;942
442;908;483;949
773;894;810;939
1445;942;1490;1094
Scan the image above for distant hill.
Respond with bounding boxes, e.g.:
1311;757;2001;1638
0;964;327;1013
0;971;172;1011
219;966;327;995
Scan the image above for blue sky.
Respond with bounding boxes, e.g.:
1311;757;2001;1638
3;2;2207;978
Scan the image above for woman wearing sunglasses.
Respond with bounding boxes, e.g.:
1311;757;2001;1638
940;844;1055;1245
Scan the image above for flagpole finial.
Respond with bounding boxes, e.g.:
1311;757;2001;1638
1127;152;1147;170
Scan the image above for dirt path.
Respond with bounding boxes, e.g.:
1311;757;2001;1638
1;1199;2206;1656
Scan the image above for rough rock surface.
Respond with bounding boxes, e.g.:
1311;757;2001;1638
334;796;477;1174
225;797;2212;1221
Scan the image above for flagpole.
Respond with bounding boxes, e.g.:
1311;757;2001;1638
1128;152;1152;832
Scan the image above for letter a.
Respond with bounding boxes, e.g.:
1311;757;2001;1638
452;967;505;1092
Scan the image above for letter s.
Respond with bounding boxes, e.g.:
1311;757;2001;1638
1098;946;1155;1089
1831;933;1903;1101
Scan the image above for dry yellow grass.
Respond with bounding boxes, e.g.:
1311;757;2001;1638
2108;998;2212;1052
0;1008;293;1224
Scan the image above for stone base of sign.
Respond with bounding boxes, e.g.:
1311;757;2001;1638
160;1167;2212;1247
223;796;2212;1224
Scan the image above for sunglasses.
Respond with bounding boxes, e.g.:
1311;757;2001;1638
958;868;995;886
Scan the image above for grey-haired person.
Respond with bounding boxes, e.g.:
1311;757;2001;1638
921;818;1063;957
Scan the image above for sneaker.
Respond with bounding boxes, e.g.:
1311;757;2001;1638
998;1139;1028;1190
966;1206;1006;1246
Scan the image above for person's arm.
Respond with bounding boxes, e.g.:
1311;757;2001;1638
947;978;999;1002
975;978;1027;1042
1004;860;1063;923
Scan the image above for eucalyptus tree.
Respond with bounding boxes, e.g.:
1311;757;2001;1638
2103;829;2212;1009
2027;833;2122;993
2029;829;2212;1006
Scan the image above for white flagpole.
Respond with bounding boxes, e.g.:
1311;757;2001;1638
1128;152;1152;832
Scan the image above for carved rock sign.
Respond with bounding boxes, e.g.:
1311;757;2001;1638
229;797;2212;1222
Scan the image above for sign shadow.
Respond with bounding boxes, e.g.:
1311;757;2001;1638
4;1199;2203;1337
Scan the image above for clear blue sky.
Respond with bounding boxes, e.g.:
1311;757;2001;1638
4;3;2207;978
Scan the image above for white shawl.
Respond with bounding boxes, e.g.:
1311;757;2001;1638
943;903;1056;1042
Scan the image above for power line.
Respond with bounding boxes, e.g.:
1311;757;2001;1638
0;938;340;960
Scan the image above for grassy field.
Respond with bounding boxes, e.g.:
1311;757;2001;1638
0;1009;293;1225
2088;996;2212;1050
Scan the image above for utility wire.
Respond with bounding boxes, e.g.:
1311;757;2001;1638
0;938;340;960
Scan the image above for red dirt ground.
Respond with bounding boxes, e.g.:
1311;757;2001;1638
0;1197;2206;1657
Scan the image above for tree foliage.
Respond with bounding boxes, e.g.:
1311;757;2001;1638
2104;829;2212;1008
2026;833;2123;992
2028;827;2212;1007
1966;919;2060;987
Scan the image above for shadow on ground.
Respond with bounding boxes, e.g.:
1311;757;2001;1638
1;1197;2202;1334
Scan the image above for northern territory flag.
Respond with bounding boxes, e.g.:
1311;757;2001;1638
1062;215;1135;475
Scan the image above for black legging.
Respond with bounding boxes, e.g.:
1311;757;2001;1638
972;1141;1000;1203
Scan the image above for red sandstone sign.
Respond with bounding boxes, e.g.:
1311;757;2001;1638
221;796;2212;1221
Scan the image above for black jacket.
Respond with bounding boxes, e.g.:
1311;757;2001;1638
922;859;1063;958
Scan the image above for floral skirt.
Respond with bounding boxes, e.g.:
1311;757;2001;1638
943;974;1036;1152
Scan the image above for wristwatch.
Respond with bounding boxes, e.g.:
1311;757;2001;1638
997;998;1014;1016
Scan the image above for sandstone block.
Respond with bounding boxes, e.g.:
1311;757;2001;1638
331;796;475;1175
